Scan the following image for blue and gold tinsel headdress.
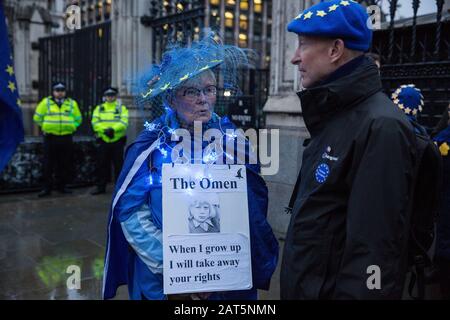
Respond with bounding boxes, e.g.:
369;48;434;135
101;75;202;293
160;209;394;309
135;29;253;118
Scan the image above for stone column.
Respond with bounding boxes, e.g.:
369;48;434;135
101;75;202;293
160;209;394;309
262;0;309;236
11;2;58;136
111;0;153;144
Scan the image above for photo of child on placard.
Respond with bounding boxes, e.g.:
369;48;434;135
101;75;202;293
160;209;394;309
188;193;220;234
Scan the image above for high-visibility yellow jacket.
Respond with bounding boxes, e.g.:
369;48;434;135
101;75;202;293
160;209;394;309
91;101;129;143
33;97;82;135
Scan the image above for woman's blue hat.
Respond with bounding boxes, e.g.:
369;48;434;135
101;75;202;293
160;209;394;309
135;29;252;116
140;45;223;100
391;84;424;117
287;0;372;52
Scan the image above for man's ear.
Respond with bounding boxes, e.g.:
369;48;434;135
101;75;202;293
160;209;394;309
329;39;345;63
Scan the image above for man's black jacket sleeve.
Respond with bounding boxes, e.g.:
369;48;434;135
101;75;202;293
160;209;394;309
333;117;416;299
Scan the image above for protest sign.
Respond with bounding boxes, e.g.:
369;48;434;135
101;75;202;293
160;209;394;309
162;163;252;294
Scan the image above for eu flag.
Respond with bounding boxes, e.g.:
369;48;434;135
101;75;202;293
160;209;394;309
0;2;24;173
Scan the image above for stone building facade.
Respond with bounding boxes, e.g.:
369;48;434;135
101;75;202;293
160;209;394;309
262;0;312;235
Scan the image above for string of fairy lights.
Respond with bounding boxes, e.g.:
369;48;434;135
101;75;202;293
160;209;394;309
143;113;242;176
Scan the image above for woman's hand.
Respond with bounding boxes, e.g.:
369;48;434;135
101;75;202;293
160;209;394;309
190;292;212;300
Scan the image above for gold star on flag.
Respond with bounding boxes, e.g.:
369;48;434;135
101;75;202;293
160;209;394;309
6;65;14;76
303;11;313;20
329;4;339;12
17;99;22;106
340;0;350;6
295;13;303;20
317;10;327;17
404;107;411;114
7;81;16;92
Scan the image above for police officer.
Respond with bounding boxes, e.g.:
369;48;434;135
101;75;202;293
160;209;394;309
33;82;82;197
90;87;128;195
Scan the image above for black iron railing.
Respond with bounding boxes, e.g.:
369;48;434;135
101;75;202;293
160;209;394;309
372;0;450;130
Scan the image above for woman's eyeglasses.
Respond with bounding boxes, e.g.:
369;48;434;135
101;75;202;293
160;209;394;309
182;85;217;99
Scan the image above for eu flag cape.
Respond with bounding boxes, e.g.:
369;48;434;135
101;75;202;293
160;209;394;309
102;114;279;299
0;3;24;172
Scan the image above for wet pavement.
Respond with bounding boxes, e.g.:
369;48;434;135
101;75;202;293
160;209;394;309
0;186;128;300
3;186;443;300
0;186;282;300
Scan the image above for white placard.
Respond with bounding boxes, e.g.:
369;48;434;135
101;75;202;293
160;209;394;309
162;163;252;294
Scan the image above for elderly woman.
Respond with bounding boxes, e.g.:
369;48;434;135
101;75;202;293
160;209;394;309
102;33;278;300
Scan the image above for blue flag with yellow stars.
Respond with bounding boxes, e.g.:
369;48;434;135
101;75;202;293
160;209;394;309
0;3;24;173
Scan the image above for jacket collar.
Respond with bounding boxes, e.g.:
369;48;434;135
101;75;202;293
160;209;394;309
298;56;382;136
191;217;215;231
102;100;117;107
49;96;66;105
